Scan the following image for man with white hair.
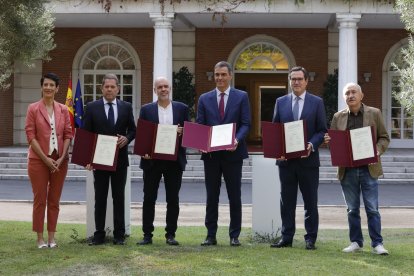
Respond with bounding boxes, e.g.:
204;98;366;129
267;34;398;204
324;82;390;255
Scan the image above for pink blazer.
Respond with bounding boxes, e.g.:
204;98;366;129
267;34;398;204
25;100;73;159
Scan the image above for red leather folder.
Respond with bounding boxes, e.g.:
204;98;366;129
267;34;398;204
261;120;308;159
182;121;236;152
133;118;178;161
71;128;119;171
328;126;378;167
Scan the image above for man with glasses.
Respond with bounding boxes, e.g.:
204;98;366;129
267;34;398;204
270;66;327;250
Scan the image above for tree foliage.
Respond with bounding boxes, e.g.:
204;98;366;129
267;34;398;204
394;0;414;115
173;67;196;120
0;0;55;88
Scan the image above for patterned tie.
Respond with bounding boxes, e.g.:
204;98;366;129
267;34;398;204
293;96;300;121
219;93;225;120
108;102;115;127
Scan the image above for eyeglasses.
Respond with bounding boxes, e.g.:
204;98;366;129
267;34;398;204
290;78;304;83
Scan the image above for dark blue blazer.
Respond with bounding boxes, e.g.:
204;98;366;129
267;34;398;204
138;101;189;171
272;92;327;167
82;98;136;169
196;88;251;161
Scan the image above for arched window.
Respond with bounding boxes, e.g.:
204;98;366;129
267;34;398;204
388;46;413;143
81;42;136;106
235;42;289;72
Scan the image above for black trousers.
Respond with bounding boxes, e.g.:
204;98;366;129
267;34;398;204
93;167;127;241
203;158;243;239
279;161;319;243
142;160;183;238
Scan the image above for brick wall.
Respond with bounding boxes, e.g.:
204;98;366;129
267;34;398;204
42;28;154;106
195;28;329;100
357;29;407;109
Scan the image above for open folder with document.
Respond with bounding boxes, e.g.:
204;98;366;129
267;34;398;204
182;121;236;152
71;128;119;171
328;126;378;167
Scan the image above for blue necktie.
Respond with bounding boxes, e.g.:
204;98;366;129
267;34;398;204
108;102;115;127
293;96;300;121
219;93;225;120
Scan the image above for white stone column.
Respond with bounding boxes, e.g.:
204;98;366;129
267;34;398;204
150;12;174;102
336;13;361;111
86;156;132;238
13;60;43;145
252;155;281;238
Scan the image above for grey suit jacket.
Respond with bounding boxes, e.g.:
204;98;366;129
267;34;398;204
330;104;390;180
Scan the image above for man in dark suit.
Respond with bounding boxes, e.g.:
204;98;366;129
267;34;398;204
136;77;189;246
196;61;251;246
271;66;327;250
83;73;136;245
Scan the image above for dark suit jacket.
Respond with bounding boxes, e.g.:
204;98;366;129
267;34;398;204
272;92;327;167
330;104;390;180
138;101;189;171
196;88;251;161
82;98;136;169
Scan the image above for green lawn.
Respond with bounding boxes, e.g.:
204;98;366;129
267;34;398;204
0;221;413;275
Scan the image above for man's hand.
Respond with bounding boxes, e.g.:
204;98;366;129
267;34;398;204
177;124;183;136
141;154;151;160
323;133;331;145
228;138;238;152
117;134;128;148
301;143;312;158
276;156;286;161
85;164;93;171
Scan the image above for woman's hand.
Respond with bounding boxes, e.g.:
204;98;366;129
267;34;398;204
45;157;59;173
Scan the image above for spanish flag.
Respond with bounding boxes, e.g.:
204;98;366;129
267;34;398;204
65;75;75;135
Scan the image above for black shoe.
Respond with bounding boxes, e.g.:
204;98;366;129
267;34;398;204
88;238;105;246
230;238;241;246
270;239;292;248
137;237;152;245
201;237;217;246
166;237;179;246
113;238;125;245
305;241;316;250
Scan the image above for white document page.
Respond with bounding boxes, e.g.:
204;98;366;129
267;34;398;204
284;120;305;153
350;126;375;161
210;123;233;147
154;124;178;155
92;135;118;166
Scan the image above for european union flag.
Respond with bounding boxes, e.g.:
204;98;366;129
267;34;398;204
74;79;84;128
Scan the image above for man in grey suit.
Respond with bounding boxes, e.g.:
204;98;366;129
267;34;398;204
324;82;390;255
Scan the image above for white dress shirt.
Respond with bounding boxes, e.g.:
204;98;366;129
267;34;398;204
158;102;173;125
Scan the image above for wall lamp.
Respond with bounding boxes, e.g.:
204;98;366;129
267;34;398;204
363;72;372;82
206;71;214;81
308;72;316;82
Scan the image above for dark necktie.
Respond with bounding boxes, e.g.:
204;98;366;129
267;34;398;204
293;96;300;121
219;93;225;120
108;102;115;127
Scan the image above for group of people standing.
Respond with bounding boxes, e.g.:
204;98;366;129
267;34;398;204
25;62;390;256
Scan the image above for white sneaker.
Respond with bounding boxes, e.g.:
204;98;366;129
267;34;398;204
372;244;389;255
342;242;362;253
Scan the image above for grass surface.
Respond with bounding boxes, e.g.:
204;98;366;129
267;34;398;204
0;221;413;275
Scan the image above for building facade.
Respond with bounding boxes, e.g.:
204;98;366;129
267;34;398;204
1;0;412;148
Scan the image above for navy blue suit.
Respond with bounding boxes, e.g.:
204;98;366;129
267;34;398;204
138;101;189;238
197;88;251;239
83;98;136;241
272;92;327;243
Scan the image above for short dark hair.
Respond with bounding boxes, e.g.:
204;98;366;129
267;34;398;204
214;61;233;75
41;73;60;86
102;73;119;86
289;66;309;81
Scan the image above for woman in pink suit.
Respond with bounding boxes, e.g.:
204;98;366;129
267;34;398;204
25;73;73;248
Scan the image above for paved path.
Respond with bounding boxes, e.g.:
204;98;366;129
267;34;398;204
1;201;413;229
